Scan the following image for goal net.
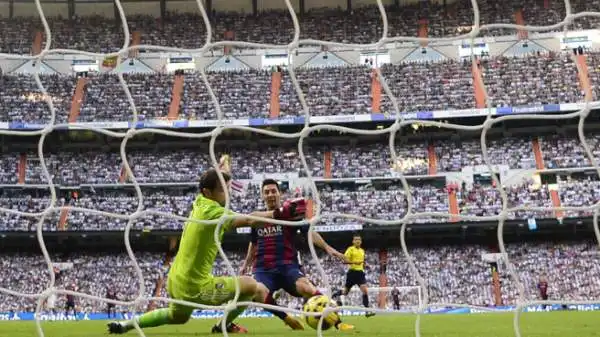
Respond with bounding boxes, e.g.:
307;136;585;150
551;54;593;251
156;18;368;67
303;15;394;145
1;0;599;336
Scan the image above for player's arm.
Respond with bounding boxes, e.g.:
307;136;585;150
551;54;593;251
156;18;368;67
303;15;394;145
239;241;256;275
308;230;347;262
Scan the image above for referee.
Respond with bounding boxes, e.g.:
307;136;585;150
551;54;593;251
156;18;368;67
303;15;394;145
332;234;375;317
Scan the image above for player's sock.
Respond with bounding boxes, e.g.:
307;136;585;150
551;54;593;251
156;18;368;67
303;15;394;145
130;308;171;329
263;293;288;321
302;289;323;305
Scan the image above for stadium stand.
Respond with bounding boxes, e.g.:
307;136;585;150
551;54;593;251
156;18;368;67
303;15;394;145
2;242;599;312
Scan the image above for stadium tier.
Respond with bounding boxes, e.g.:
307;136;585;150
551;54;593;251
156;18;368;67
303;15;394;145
0;132;599;231
0;54;597;123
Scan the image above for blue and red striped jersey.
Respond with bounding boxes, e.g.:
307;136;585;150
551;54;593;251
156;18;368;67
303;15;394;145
251;223;308;271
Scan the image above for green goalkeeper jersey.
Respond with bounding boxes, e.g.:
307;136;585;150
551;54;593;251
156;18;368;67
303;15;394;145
168;194;236;288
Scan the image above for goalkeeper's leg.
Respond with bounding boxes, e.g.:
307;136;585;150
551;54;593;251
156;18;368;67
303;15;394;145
108;276;262;334
211;276;268;334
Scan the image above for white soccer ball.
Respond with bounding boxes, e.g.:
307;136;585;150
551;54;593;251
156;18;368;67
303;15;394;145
302;295;340;330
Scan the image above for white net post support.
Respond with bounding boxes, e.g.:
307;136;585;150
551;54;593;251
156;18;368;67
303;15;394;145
0;0;600;336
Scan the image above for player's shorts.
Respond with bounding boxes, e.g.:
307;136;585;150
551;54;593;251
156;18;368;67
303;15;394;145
254;264;304;298
166;275;238;319
65;301;75;310
345;270;366;289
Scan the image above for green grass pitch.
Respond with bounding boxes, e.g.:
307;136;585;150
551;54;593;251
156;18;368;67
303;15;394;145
1;312;600;337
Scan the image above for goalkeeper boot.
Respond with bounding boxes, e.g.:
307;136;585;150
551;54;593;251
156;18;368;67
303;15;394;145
107;322;129;334
365;311;376;318
283;315;305;330
211;322;248;334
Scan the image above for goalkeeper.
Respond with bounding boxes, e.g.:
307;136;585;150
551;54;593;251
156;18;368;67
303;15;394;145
108;166;306;334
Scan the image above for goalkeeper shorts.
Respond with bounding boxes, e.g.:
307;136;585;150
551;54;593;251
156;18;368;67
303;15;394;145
167;276;239;318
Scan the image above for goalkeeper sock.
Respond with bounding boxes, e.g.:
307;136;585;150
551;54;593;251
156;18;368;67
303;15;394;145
128;308;172;330
264;293;288;320
218;294;253;326
362;294;370;308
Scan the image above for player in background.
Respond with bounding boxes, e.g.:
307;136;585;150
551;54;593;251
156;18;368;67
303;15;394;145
106;287;117;319
45;293;57;316
391;287;400;310
107;163;307;334
65;284;77;319
239;179;354;331
538;275;549;309
332;234;375;317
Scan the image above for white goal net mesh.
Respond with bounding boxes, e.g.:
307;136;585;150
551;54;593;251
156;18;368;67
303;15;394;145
1;0;600;336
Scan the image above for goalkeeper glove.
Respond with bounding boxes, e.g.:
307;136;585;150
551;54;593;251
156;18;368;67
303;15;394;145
274;198;307;220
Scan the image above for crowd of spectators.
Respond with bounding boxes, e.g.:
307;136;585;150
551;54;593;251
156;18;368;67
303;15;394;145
3;0;600;54
480;53;584;107
0;253;163;313
0;132;596;231
2;132;599;187
1;241;598;312
0;52;595;123
1;170;600;231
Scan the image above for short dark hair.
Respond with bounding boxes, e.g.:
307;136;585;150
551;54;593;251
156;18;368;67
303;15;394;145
353;233;362;239
199;169;231;195
261;178;280;191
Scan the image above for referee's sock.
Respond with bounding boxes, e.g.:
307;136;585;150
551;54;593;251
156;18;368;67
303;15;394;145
363;294;376;317
362;294;370;307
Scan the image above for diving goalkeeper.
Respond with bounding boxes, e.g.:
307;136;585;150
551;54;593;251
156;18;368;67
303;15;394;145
107;166;306;334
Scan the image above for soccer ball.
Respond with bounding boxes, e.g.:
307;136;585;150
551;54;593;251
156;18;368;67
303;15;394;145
302;295;340;330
